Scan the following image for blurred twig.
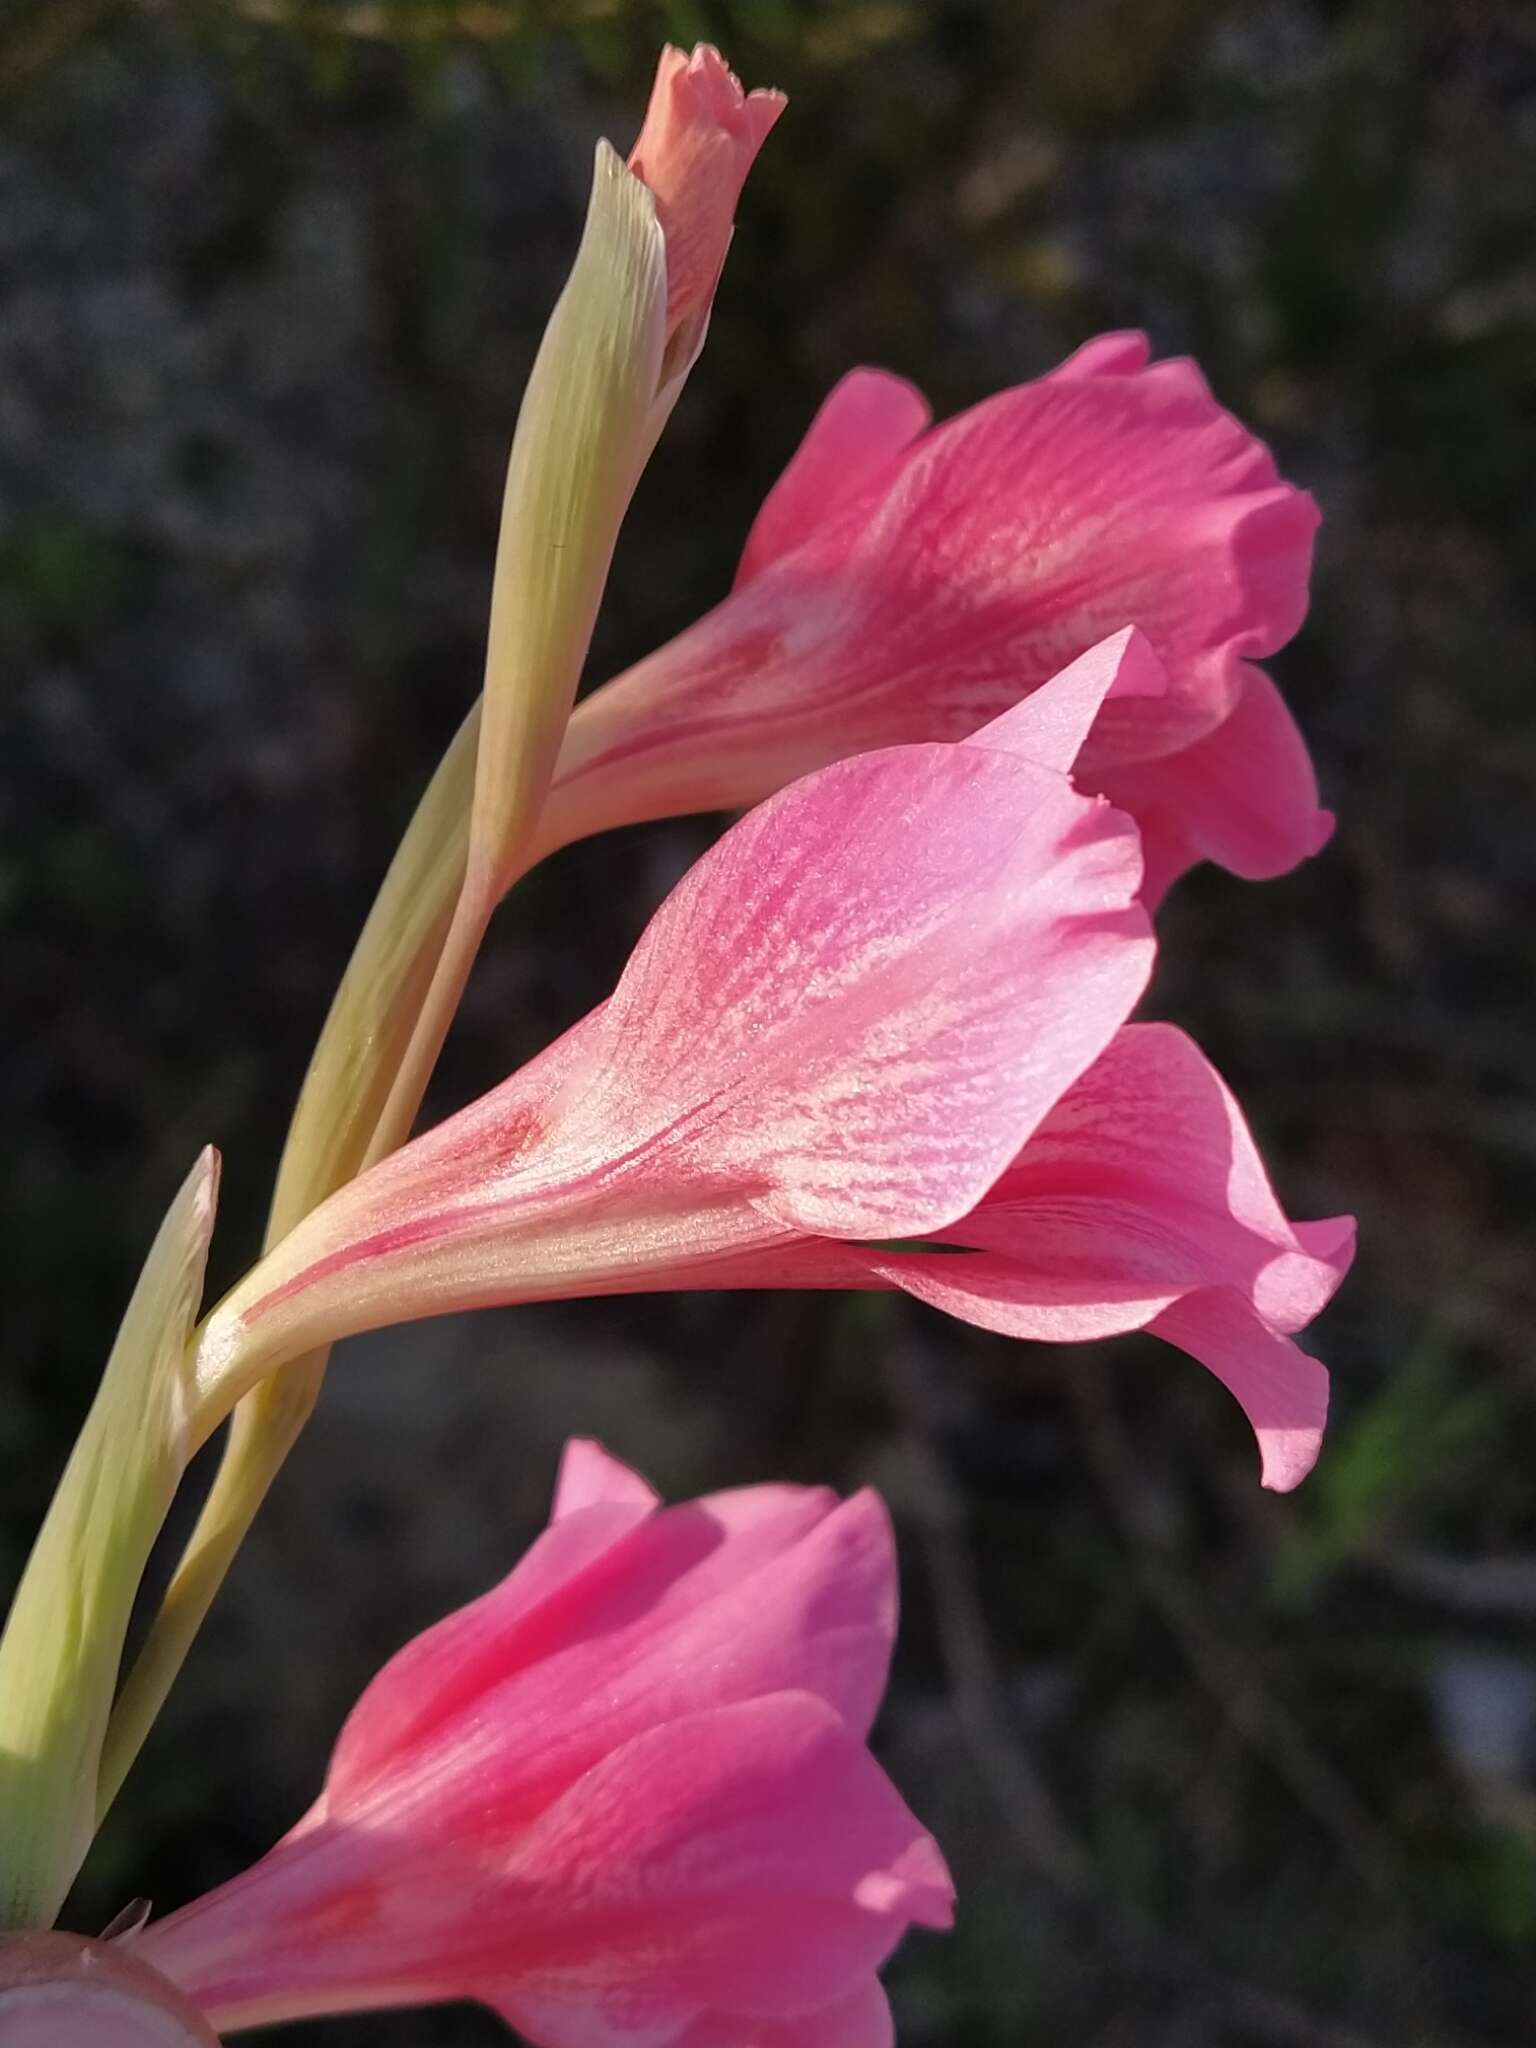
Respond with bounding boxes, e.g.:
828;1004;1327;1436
885;1342;1405;2048
1069;1355;1395;1897
1365;1542;1536;1619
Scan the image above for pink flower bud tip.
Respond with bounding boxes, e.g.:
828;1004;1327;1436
629;44;785;349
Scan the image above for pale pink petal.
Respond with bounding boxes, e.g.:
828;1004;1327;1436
1089;663;1334;903
966;625;1167;776
735;370;931;587
538;338;1318;856
553;1437;663;1521
628;45;785;352
575;742;1152;1239
947;1023;1354;1334
852;1025;1351;1484
1150;1289;1331;1492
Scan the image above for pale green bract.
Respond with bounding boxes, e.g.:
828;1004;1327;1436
0;1149;218;1926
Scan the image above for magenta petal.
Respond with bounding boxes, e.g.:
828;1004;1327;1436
553;1438;663;1521
676;1979;893;2048
325;1479;895;1831
484;1692;952;2038
1091;663;1334;902
148;1696;950;2043
736;369;932;587
1296;1214;1358;1271
1041;329;1153;381
656;1486;898;1741
319;1487;660;1810
140;1450;938;2041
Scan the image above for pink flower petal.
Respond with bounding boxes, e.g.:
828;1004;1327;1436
577;744;1152;1240
538;336;1318;858
321;1478;895;1830
953;1023;1353;1333
967;625;1168;776
317;1487;659;1812
1150;1289;1331;1493
1041;329;1154;381
854;1024;1351;1487
1089;663;1335;903
485;1693;952;2035
553;1437;663;1520
736;369;932;587
676;1979;894;2048
141;1459;932;2036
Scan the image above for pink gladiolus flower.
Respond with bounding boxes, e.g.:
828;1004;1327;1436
196;629;1157;1391
193;631;1351;1487
532;332;1330;902
629;45;785;366
138;1440;951;2044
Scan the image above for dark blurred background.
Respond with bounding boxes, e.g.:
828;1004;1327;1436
3;0;1534;2041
